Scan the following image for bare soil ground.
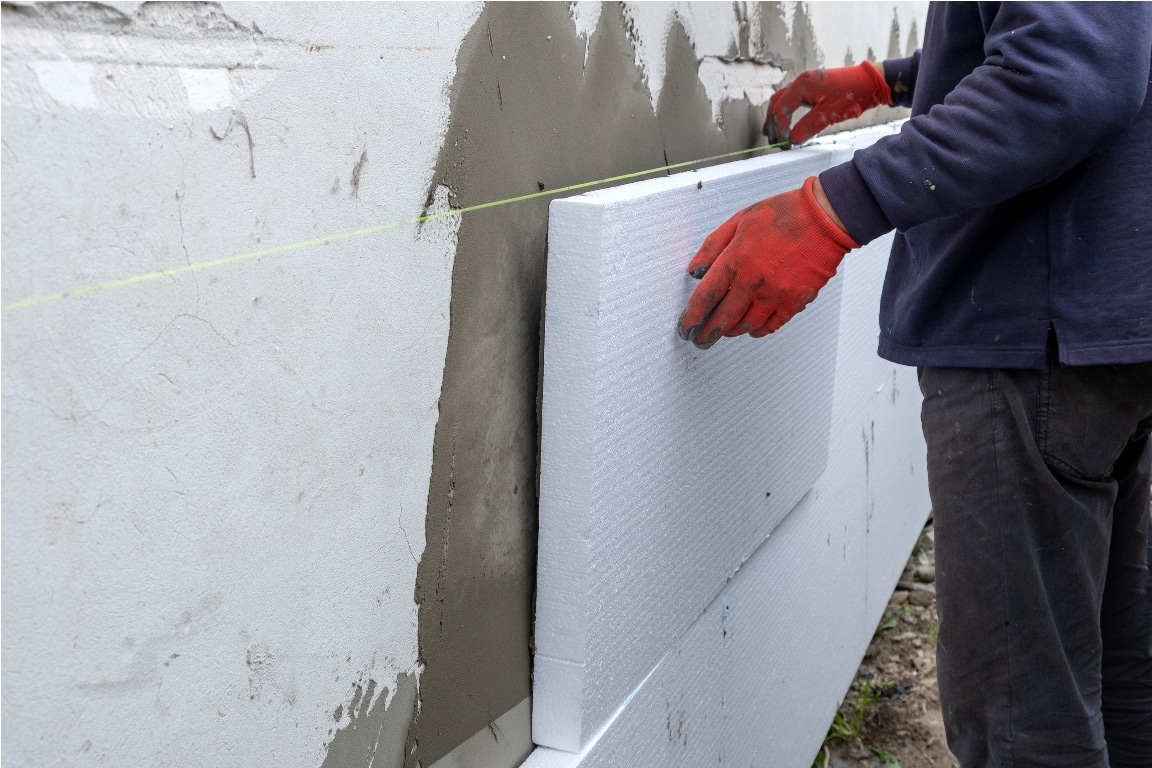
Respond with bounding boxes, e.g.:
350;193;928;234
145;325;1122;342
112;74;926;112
814;523;960;768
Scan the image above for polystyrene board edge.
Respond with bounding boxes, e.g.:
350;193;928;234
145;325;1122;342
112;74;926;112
535;199;603;754
568;144;841;206
810;120;904;154
537;199;601;664
520;745;580;768
532;655;585;752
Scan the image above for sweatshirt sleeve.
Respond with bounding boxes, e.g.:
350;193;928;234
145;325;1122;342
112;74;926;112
883;52;920;109
820;2;1152;245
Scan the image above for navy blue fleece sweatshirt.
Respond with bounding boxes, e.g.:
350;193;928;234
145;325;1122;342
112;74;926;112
819;2;1152;367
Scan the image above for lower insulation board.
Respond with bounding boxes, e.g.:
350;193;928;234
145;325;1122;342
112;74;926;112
534;142;856;751
527;122;931;767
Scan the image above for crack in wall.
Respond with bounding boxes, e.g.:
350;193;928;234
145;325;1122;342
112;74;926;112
209;109;256;179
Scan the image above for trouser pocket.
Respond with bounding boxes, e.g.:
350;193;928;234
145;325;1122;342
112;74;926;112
1038;361;1152;481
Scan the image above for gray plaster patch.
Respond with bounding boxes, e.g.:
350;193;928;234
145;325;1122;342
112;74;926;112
321;672;417;768
407;3;823;766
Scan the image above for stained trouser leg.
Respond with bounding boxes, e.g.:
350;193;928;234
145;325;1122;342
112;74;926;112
919;361;1152;768
1100;425;1152;768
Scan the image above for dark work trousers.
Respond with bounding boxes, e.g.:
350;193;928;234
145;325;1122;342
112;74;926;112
919;352;1152;768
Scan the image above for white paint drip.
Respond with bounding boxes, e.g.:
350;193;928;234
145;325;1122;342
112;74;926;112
621;2;796;124
673;3;743;56
696;57;786;123
29;60;98;110
568;1;602;68
805;2;930;72
620;3;675;114
178;67;231;112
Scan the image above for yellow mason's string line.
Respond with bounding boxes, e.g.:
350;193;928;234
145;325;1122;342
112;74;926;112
2;142;788;313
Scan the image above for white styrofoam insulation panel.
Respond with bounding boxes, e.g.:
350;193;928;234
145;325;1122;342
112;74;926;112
535;142;864;751
526;122;931;767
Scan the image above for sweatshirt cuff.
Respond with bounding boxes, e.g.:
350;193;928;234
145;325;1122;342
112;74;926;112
818;160;894;246
883;54;918;108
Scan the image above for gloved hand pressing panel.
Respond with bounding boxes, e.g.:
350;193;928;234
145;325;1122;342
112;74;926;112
677;176;858;349
765;60;892;146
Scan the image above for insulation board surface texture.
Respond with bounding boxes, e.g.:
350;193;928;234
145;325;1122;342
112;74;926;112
525;122;931;768
535;145;854;751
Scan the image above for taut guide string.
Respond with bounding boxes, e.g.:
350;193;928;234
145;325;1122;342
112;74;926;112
2;142;789;313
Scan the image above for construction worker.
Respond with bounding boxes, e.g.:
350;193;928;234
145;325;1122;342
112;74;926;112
678;3;1152;766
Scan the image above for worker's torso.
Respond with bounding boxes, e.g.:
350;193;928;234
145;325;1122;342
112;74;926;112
878;1;1152;368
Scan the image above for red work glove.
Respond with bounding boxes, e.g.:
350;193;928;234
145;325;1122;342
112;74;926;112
765;60;892;146
677;177;858;349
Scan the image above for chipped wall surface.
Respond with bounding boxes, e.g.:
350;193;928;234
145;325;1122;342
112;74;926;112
1;3;926;768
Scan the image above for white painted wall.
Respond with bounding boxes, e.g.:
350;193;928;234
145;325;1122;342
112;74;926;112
2;4;928;767
1;3;477;765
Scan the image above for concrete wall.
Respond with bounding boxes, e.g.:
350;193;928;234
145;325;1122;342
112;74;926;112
1;3;927;767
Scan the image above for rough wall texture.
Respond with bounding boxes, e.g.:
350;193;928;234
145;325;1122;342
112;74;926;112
1;2;475;766
1;3;927;768
411;6;771;766
410;4;923;766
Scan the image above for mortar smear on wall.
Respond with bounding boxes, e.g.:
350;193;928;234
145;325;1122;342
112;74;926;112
408;3;791;764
